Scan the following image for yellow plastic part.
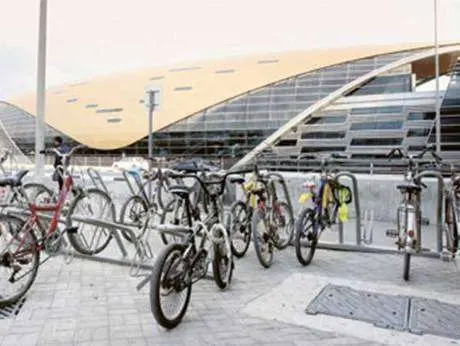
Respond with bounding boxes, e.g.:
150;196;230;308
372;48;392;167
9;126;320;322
298;193;312;204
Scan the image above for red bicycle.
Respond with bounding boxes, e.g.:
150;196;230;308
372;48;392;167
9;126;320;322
0;145;83;306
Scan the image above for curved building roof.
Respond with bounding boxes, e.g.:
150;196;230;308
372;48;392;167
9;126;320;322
8;42;460;150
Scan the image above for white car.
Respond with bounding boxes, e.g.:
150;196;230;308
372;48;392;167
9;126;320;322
111;157;148;171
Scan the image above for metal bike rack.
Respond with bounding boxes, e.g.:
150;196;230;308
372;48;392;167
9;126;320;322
335;172;362;246
413;170;445;255
121;170;139;197
87;168;109;195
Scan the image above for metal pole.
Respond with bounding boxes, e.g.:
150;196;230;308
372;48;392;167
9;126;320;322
147;90;156;200
434;0;441;155
35;0;47;178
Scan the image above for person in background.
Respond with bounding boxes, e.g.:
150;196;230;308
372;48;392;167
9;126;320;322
52;136;70;191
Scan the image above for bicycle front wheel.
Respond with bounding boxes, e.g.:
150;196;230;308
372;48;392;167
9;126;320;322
0;215;40;306
229;201;251;258
272;201;294;250
212;224;234;289
66;188;116;255
119;195;149;243
252;209;273;268
150;243;192;329
295;208;318;266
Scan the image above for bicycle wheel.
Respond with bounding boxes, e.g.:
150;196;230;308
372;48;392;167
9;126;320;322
252;209;273;268
229;201;251;258
22;183;53;204
403;252;411;281
119;195;149;243
295;208;318;266
212;224;234;289
160;199;187;245
272;201;294;250
150;243;192;329
66;188;116;255
0;215;39;306
156;178;175;212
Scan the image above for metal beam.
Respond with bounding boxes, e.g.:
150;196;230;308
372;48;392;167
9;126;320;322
434;0;441;155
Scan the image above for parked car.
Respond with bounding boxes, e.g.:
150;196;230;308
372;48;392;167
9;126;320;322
111;157;148;171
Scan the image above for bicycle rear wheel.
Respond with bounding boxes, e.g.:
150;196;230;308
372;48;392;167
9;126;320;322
119;195;149;243
66;188;116;255
272;201;294;250
0;215;39;306
212;224;234;289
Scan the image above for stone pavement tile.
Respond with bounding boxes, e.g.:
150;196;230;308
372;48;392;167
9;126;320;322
145;335;184;345
109;323;143;340
2;332;40;346
38;329;74;345
76;341;110;346
73;326;109;343
110;338;147;346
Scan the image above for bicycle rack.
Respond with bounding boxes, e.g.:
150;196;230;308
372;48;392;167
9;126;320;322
361;209;374;245
87;168;109;195
121;169;140;197
335;172;362;246
413;170;445;255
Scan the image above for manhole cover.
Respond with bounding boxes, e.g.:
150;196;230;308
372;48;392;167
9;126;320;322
409;298;460;339
306;284;409;330
0;297;27;319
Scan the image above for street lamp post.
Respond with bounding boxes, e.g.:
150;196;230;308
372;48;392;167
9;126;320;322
146;88;160;199
35;0;47;178
434;0;441;155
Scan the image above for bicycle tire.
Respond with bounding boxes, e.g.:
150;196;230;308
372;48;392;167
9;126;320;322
252;209;273;268
22;183;53;204
150;243;192;329
403;252;411;281
212;224;234;289
0;214;40;306
273;201;294;250
66;188;116;255
229;200;251;258
295;207;318;266
119;195;149;243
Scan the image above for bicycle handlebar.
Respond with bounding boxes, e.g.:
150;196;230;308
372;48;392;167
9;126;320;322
40;144;86;158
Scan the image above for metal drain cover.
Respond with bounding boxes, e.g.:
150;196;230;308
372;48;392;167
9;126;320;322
306;284;409;330
409;298;460;339
306;285;460;340
0;297;27;319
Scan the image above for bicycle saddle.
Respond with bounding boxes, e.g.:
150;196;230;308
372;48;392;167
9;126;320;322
396;182;422;193
169;185;191;199
0;170;29;187
229;176;245;185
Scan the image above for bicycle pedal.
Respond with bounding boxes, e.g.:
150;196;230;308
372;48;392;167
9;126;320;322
64;227;79;234
385;229;399;238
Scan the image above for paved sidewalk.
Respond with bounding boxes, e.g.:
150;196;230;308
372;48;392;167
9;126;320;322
1;241;460;346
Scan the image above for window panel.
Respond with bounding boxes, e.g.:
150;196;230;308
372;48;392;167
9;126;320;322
350;138;402;146
301;131;346;139
301;146;346;153
407;128;431;137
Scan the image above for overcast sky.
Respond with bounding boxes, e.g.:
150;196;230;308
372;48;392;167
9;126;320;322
0;0;459;99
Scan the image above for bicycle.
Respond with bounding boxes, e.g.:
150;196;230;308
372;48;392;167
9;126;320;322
294;153;352;266
385;145;458;280
149;169;245;329
250;168;294;268
0;145;90;306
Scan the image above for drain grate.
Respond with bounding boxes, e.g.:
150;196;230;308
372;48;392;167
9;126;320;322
0;297;27;319
306;284;409;330
306;284;460;340
409;298;460;339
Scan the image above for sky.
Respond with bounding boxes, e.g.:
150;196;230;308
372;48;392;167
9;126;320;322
0;0;459;99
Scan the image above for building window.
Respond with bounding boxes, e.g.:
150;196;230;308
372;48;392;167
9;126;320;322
215;69;235;74
258;59;279;64
85;104;98;108
66;98;78;103
301;146;346;153
96;108;123;114
350;120;403;131
150;76;164;80
301;131;346;139
351;106;403;115
350;138;402;146
276;139;297;146
407;112;435;121
107;118;121;123
169;66;200;72
174;86;193;91
305;115;347;125
407;128;431;137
